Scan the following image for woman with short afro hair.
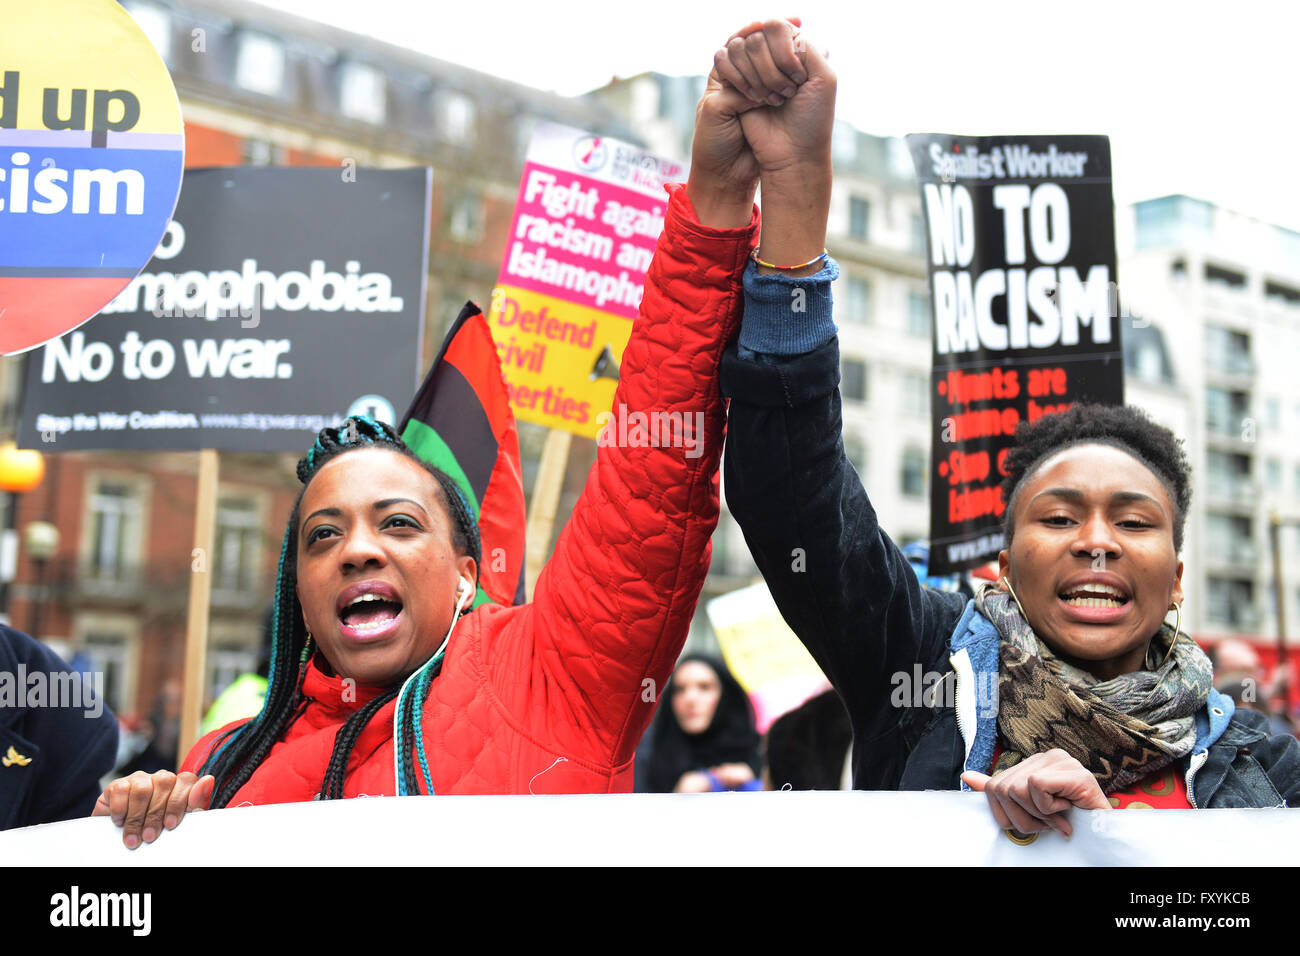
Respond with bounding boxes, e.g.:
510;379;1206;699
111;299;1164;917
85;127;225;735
716;19;1299;829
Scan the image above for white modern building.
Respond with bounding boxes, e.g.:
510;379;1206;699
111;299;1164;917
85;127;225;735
1120;196;1300;642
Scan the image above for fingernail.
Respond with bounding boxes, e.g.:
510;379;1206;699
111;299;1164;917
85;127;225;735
781;86;796;98
790;72;806;84
767;93;785;107
125;834;140;849
164;815;178;830
142;827;157;843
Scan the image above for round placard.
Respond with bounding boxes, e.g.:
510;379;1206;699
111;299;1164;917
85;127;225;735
0;0;184;354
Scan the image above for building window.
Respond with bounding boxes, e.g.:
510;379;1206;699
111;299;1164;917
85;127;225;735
832;121;858;165
910;213;926;256
1205;386;1250;437
214;498;260;594
340;61;386;124
840;276;870;325
121;1;173;63
906;290;930;337
77;625;135;716
1264;280;1300;306
447;191;485;243
1206;577;1256;631
86;479;144;583
235;32;286;97
208;641;258;703
902;371;928;417
242;138;278;166
1124;323;1176;386
1266;459;1282;493
434;90;476;146
886;137;915;179
1205;450;1251;499
1204;263;1247;290
1205;326;1253;377
514;113;541;162
1265;398;1281;433
848;196;870;242
901;447;927;498
1205;513;1254;564
841;359;867;402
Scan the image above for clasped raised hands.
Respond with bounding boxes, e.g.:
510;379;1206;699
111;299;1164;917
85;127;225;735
687;18;836;232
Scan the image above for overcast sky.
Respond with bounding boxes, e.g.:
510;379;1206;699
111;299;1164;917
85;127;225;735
256;0;1300;233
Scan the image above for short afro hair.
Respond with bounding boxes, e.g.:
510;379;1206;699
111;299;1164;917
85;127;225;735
1000;403;1192;552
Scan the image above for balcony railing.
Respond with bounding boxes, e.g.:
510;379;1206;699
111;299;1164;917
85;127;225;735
1205;353;1256;378
1206;605;1261;633
1205;475;1255;502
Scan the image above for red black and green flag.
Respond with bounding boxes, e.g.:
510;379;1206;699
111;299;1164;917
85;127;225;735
399;301;527;607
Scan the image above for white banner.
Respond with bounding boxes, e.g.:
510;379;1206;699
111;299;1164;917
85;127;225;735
2;791;1294;866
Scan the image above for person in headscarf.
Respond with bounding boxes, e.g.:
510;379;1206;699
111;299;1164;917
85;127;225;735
636;655;762;793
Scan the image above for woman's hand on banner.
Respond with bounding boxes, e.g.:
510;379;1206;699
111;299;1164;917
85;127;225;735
93;769;215;849
961;749;1110;838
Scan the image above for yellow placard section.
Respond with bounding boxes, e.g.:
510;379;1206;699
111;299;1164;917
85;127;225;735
488;284;627;438
5;0;184;134
708;582;826;695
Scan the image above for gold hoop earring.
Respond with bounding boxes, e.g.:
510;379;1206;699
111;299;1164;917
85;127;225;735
1161;604;1182;667
999;577;1029;620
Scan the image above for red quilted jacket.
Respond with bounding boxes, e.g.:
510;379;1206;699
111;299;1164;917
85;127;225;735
182;183;759;802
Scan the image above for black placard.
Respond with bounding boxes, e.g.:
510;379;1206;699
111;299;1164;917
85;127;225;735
907;134;1123;575
17;166;430;452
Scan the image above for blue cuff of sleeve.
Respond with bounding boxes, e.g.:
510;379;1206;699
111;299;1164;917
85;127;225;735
738;255;840;357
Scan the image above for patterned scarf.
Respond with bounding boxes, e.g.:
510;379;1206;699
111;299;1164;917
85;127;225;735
975;586;1211;793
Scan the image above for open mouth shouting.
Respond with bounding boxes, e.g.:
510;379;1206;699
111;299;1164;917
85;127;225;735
337;581;405;642
1057;574;1132;623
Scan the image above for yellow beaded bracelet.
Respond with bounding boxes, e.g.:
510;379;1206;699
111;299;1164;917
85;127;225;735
750;247;829;271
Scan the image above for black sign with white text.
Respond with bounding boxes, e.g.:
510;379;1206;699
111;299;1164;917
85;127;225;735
906;134;1123;575
17;166;430;451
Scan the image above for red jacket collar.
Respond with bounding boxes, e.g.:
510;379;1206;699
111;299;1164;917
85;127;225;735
301;656;394;716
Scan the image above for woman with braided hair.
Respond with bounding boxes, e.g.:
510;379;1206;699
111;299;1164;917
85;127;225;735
716;20;1300;830
92;14;788;844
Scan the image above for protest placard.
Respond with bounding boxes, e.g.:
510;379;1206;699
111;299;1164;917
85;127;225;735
17;167;430;452
707;581;831;732
490;122;685;438
0;0;184;355
907;134;1124;575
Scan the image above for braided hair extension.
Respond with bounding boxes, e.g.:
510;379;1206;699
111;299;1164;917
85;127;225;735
200;415;481;807
318;686;401;800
